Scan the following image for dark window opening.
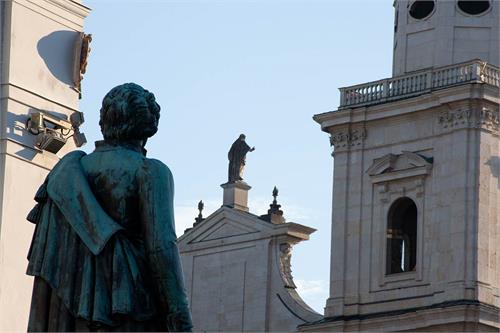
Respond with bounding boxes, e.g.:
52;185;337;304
409;1;435;20
458;1;490;15
386;197;417;275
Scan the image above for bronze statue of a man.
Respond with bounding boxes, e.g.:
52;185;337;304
26;83;193;331
228;134;255;183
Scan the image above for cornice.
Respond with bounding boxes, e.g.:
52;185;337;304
46;0;91;19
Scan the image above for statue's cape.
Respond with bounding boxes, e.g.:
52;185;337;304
26;151;157;326
45;150;121;254
228;139;251;160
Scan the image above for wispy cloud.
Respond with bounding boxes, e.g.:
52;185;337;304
295;279;328;297
294;279;328;313
248;196;311;221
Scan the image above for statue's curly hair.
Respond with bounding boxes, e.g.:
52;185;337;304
99;83;161;141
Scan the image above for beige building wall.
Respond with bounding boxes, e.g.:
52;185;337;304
0;1;89;331
301;80;500;331
392;0;499;75
179;184;323;332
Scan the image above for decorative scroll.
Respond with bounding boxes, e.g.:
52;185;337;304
279;243;296;289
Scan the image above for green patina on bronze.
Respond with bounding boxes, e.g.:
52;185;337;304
26;83;193;332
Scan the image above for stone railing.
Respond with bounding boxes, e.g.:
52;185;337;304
339;60;500;108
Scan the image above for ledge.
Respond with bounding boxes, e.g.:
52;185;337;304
298;299;500;328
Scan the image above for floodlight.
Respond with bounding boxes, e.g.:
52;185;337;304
36;130;67;154
26;110;87;153
70;111;85;128
73;129;87;148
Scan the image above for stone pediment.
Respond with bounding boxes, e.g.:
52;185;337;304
178;207;275;247
197;221;257;242
366;151;433;183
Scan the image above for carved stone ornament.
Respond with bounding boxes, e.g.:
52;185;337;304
73;32;92;97
366;151;433;186
438;108;472;128
478;108;499;131
279;243;296;289
329;127;366;149
369;151;432;204
438;107;499;133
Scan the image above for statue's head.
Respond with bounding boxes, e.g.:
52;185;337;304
99;83;160;142
239;134;246;140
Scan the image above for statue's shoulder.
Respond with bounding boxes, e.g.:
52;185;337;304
61;150;87;160
140;158;173;181
50;150;87;174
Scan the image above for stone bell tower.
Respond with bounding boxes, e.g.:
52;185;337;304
393;0;499;75
0;1;90;330
300;0;499;331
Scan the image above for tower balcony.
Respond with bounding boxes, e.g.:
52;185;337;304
339;59;499;109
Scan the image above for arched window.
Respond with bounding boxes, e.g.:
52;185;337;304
386;197;417;274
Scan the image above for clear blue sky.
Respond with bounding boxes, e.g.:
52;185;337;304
80;0;394;313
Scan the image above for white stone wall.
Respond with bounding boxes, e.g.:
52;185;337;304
179;207;322;332
393;0;499;76
309;82;500;331
0;1;89;331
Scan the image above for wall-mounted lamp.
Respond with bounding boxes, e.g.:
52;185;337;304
26;111;87;154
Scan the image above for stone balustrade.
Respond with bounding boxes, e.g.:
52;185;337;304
339;60;500;108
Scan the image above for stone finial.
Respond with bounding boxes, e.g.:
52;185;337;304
194;200;204;225
192;200;205;228
260;186;285;224
270;186;280;212
184;200;206;233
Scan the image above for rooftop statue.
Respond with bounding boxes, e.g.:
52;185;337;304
228;134;255;183
26;83;193;332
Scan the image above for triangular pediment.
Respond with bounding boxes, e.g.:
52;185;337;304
367;151;432;176
198;221;257;242
366;151;433;184
178;206;275;246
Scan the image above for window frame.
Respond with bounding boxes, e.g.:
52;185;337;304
366;151;432;289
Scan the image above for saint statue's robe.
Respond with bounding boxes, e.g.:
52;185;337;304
227;137;251;182
26;142;192;331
